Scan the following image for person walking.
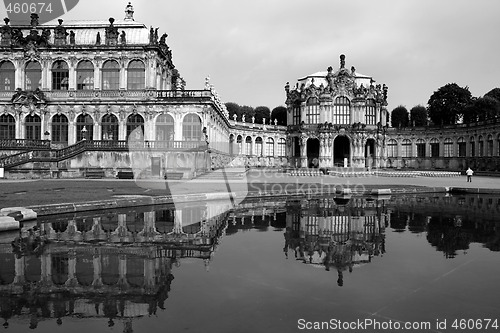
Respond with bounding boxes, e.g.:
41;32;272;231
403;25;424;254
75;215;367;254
466;167;473;182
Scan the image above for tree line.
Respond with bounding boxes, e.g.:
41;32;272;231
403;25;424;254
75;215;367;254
391;85;500;128
225;103;287;125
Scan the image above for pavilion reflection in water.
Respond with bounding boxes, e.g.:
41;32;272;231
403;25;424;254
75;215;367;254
0;201;230;331
284;196;387;286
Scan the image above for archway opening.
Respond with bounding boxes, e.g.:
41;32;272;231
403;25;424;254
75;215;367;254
333;136;350;167
307;138;320;168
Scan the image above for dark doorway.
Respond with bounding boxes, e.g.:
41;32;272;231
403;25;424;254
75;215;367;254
307;138;320;168
333;136;350;167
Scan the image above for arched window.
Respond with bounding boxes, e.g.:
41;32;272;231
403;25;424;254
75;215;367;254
102;60;120;90
76;114;93;141
127;60;145;90
416;139;426;158
487;135;494;156
430;138;439;157
156;114;174;141
333;96;350;125
277;138;286;156
402;139;412;158
365;99;376;125
255;137;263;156
25;114;41;140
457;137;466;157
126;114;144;139
25;61;41;90
470;136;475;157
387;139;397;157
51;114;68;143
305;97;319;124
236;135;242;155
266;137;274;156
101;114;119;141
0;114;15;139
478;135;484;157
52;60;69;90
245;136;252;155
0;61;15;91
182;114;201;141
443;138;453;157
77;61;94;90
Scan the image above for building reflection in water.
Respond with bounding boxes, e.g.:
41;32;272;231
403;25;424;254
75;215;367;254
1;194;499;330
0;201;231;332
283;196;387;286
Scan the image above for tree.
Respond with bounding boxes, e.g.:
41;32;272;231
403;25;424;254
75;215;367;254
463;96;500;124
254;106;271;124
391;105;409;128
225;102;241;120
240;105;255;122
427;83;472;126
484;88;500;102
409;105;428;126
271;106;287;125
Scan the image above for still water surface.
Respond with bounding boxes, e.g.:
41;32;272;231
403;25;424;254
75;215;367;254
1;194;499;333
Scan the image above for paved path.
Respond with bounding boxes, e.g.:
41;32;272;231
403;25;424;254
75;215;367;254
0;171;499;212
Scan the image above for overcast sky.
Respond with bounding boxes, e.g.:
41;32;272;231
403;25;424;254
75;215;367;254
2;0;499;111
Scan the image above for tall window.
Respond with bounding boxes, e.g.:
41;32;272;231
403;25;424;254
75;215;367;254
365;99;376;125
156;114;174;141
0;114;15;139
266;137;274;156
25;61;42;90
126;114;145;139
236;135;242;155
292;102;301;125
458;137;466;157
25;114;41;140
245;136;252;155
102;60;120;90
416;139;426;158
402;139;412;158
387;139;397;157
333;96;350;125
77;60;94;90
52;60;69;90
182;114;201;141
277;138;286;156
487;135;494;156
470;136;475;157
478;135;484;157
127;60;145;90
101;114;119;141
255;137;263;156
305;97;319;124
443;138;453;157
430;138;439;157
0;61;15;91
51;114;68;143
76;114;93;141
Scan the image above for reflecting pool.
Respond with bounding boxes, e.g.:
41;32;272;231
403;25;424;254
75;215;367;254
1;194;499;333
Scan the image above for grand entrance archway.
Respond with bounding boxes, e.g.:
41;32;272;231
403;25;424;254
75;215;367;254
333;136;350;167
365;138;375;168
307;138;320;168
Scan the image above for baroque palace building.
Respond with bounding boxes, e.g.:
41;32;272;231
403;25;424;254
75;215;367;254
0;3;499;178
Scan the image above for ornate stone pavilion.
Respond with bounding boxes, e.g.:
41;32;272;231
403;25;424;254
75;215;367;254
285;54;389;169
